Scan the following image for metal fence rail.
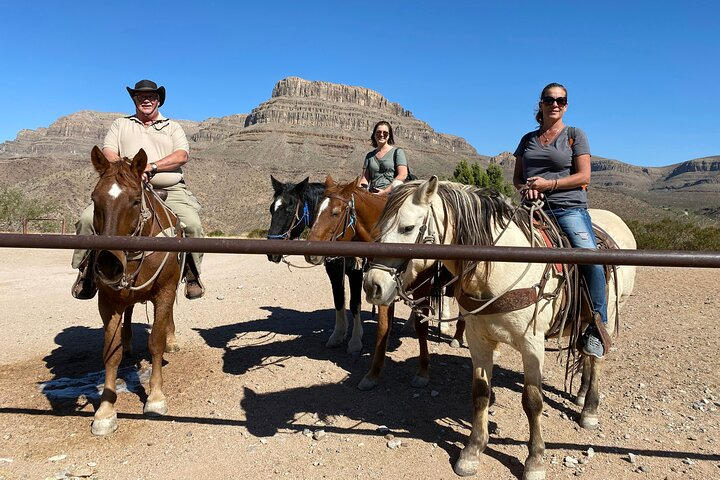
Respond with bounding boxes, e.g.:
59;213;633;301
1;233;719;268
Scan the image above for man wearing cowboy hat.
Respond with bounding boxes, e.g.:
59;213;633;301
71;79;206;300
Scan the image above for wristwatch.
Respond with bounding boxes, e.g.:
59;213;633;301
150;163;158;175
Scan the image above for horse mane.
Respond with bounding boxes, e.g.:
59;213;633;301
379;180;529;282
99;158;141;189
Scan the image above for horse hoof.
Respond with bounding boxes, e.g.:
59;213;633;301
522;468;546;480
326;334;344;348
575;395;586;407
346;340;363;355
410;375;430;388
165;343;180;353
450;339;461;348
357;376;379;391
144;399;168;416
91;414;118;436
453;458;479;477
579;413;599;430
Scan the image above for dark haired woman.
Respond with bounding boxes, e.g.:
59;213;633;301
359;120;408;195
512;82;607;359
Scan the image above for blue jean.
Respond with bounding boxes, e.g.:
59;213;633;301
548;208;608;325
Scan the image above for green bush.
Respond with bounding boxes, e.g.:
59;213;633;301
246;228;268;239
206;229;225;237
626;218;720;251
451;160;515;197
0;187;59;232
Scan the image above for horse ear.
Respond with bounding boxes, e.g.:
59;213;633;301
271;175;283;193
414;175;439;205
295;177;310;195
324;175;335;189
132;149;148;178
90;145;111;174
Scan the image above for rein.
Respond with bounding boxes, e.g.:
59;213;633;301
267;200;310;240
106;183;180;292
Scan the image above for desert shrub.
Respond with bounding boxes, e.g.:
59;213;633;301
246;228;268;238
626;218;720;251
0;187;59;232
206;230;225;237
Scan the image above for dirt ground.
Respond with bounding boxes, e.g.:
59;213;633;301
0;248;718;480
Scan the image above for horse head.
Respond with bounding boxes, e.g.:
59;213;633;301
90;146;147;287
304;175;381;265
267;176;310;262
364;176;447;305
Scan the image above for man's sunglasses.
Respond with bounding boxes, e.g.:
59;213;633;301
541;96;567;106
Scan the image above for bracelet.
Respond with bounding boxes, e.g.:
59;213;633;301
551;179;558;192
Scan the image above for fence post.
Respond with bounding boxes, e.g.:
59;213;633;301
22;219;28;235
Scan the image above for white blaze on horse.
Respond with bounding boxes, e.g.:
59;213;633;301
363;177;636;479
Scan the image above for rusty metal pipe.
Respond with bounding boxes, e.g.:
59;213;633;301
0;233;719;268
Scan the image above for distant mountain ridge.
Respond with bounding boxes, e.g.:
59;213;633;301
0;77;718;233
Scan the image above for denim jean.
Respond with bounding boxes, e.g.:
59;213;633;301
548;207;608;325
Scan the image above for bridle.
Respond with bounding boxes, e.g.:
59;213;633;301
267;198;310;240
326;193;357;242
96;183;180;291
367;194;552;323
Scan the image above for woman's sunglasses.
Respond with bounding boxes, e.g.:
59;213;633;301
541;96;567;106
375;131;390;137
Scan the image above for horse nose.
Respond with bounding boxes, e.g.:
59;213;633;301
267;254;281;263
95;250;127;284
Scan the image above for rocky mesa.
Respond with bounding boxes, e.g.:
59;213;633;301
0;77;718;234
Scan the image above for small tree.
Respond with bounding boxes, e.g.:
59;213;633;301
451;160;515;197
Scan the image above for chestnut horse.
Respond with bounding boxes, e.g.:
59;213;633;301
305;176;463;390
363;178;636;478
88;146;182;436
266;176;364;354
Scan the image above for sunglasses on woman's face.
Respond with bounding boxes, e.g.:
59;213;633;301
375;130;390;137
541;96;567;106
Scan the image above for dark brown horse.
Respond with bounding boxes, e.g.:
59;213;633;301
88;146;182;436
305;176;463;390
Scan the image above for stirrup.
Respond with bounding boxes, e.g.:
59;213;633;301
71;264;97;300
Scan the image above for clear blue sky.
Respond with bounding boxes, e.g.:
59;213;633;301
1;1;717;167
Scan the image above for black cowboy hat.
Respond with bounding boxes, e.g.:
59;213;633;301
126;79;166;107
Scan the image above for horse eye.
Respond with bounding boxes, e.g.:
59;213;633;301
401;225;415;234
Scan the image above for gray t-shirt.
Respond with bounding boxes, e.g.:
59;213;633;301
363;147;407;190
513;126;591;209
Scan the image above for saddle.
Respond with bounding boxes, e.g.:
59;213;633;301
532;208;619;351
454;206;619;351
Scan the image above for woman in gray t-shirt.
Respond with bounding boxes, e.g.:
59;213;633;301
512;82;607;360
359;120;408;195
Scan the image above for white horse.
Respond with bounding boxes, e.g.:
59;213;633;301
363;177;636;479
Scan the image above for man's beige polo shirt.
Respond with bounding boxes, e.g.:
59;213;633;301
103;113;190;171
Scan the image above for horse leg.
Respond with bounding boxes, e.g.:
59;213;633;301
358;303;393;391
164;306;180;353
346;268;364;354
122;306;133;357
439;291;452;336
324;262;347;348
579;356;603;429
575;355;592;407
410;308;430;388
519;341;547;480
144;297;172;416
451;317;466;349
454;326;497;477
92;298;124;436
